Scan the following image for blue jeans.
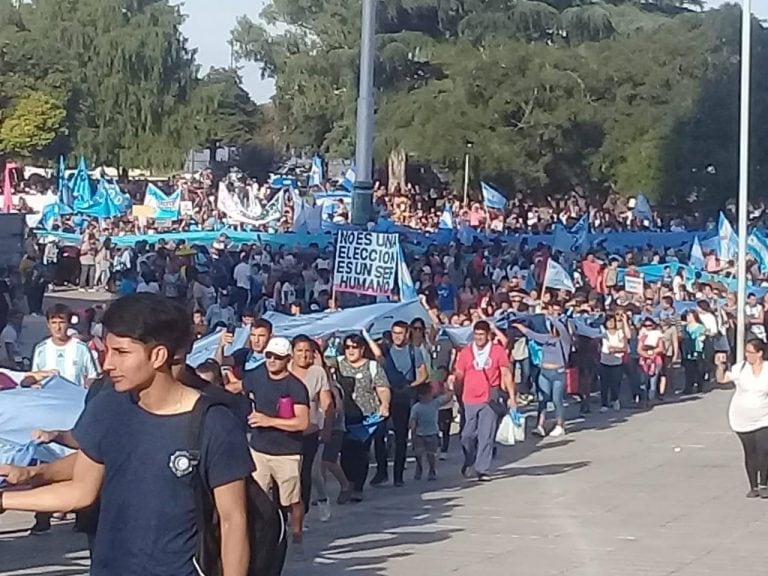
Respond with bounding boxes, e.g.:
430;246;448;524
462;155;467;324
537;367;566;422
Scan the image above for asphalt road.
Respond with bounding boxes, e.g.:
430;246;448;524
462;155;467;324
1;380;763;576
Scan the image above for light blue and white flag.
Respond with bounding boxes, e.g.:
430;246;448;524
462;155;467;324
268;174;298;189
543;259;575;292
748;229;768;273
398;247;418;302
689;236;705;270
480;182;506;211
438;204;454;230
144;184;181;220
308;154;324;187
718;212;739;262
340;166;356;192
633;193;653;225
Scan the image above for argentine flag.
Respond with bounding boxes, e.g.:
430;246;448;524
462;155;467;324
747;229;768;273
543;259;575;292
718;212;739;262
689;236;705;270
480;182;506;211
438;204;454;230
308;154;324;188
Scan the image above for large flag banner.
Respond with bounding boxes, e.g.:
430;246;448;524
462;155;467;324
748;229;768;273
480;182;506;211
718;212;738;262
689;236;705;270
334;231;400;296
268;174;298;189
543;259;575;292
217;182;280;227
144;184;181;220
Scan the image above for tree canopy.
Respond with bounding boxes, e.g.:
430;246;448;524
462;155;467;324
0;0;261;171
233;0;768;208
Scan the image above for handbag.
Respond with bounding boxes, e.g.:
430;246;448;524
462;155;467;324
565;367;580;395
486;372;509;418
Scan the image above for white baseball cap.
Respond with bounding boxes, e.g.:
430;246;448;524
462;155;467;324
264;337;292;358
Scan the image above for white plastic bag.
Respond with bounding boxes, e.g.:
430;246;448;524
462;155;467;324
512;412;526;442
495;412;517;446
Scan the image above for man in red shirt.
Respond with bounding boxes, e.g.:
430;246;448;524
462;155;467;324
453;321;515;481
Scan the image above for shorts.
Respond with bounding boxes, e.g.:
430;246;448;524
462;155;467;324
413;434;440;457
660;356;673;378
321;430;344;463
250;450;302;507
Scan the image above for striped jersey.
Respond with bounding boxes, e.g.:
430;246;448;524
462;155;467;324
32;337;100;387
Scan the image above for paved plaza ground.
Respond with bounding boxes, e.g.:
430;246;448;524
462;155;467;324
1;380;764;576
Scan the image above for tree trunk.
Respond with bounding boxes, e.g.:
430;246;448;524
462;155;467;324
388;147;407;194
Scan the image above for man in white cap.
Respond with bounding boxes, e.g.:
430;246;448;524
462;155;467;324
243;337;310;553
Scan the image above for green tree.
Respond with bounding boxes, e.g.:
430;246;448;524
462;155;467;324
0;91;66;157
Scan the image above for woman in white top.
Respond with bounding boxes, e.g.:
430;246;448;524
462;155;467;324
716;339;768;498
599;315;627;412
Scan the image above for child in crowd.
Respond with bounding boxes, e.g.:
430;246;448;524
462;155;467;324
409;382;454;481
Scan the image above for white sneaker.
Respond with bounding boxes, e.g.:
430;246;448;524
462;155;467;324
549;425;565;437
317;499;331;522
613;400;621;411
532;425;547;437
599;406;609;413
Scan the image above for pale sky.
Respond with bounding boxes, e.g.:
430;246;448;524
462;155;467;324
179;0;273;103
179;0;768;105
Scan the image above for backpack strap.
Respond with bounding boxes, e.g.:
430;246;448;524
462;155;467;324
188;394;221;575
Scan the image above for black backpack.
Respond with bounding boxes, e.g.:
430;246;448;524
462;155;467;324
189;395;287;576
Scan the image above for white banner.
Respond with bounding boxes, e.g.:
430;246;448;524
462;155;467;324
333;231;399;296
624;275;644;295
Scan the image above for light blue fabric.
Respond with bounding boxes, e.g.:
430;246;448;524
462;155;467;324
0;376;86;461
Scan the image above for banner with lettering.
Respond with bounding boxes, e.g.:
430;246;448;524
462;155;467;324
333;230;400;296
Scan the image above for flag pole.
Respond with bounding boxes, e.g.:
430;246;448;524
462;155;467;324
736;0;751;361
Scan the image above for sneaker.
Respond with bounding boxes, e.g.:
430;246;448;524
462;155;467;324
439;452;447;461
747;488;760;498
532;425;547;437
461;465;475;479
370;472;388;487
427;471;437;482
599;406;609;413
337;489;352;505
317;499;331;522
393;479;404;487
477;473;492;482
350;491;364;503
29;516;51;535
549;425;566;438
612;400;621;411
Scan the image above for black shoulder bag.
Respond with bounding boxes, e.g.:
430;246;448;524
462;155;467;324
189;395;288;576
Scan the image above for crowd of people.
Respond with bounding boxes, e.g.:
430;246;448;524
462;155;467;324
2;171;768;574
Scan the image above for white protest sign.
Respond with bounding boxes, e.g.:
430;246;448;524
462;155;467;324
624;275;644;295
333;230;399;296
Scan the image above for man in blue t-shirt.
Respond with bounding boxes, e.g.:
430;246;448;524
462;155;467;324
0;294;253;576
370;321;427;487
436;276;458;315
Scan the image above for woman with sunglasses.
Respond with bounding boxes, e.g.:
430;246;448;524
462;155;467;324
716;339;768;498
333;333;391;502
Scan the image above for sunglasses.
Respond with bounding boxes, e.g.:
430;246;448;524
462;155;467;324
344;344;361;350
265;352;289;361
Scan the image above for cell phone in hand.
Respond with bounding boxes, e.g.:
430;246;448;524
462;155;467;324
226;324;236;335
